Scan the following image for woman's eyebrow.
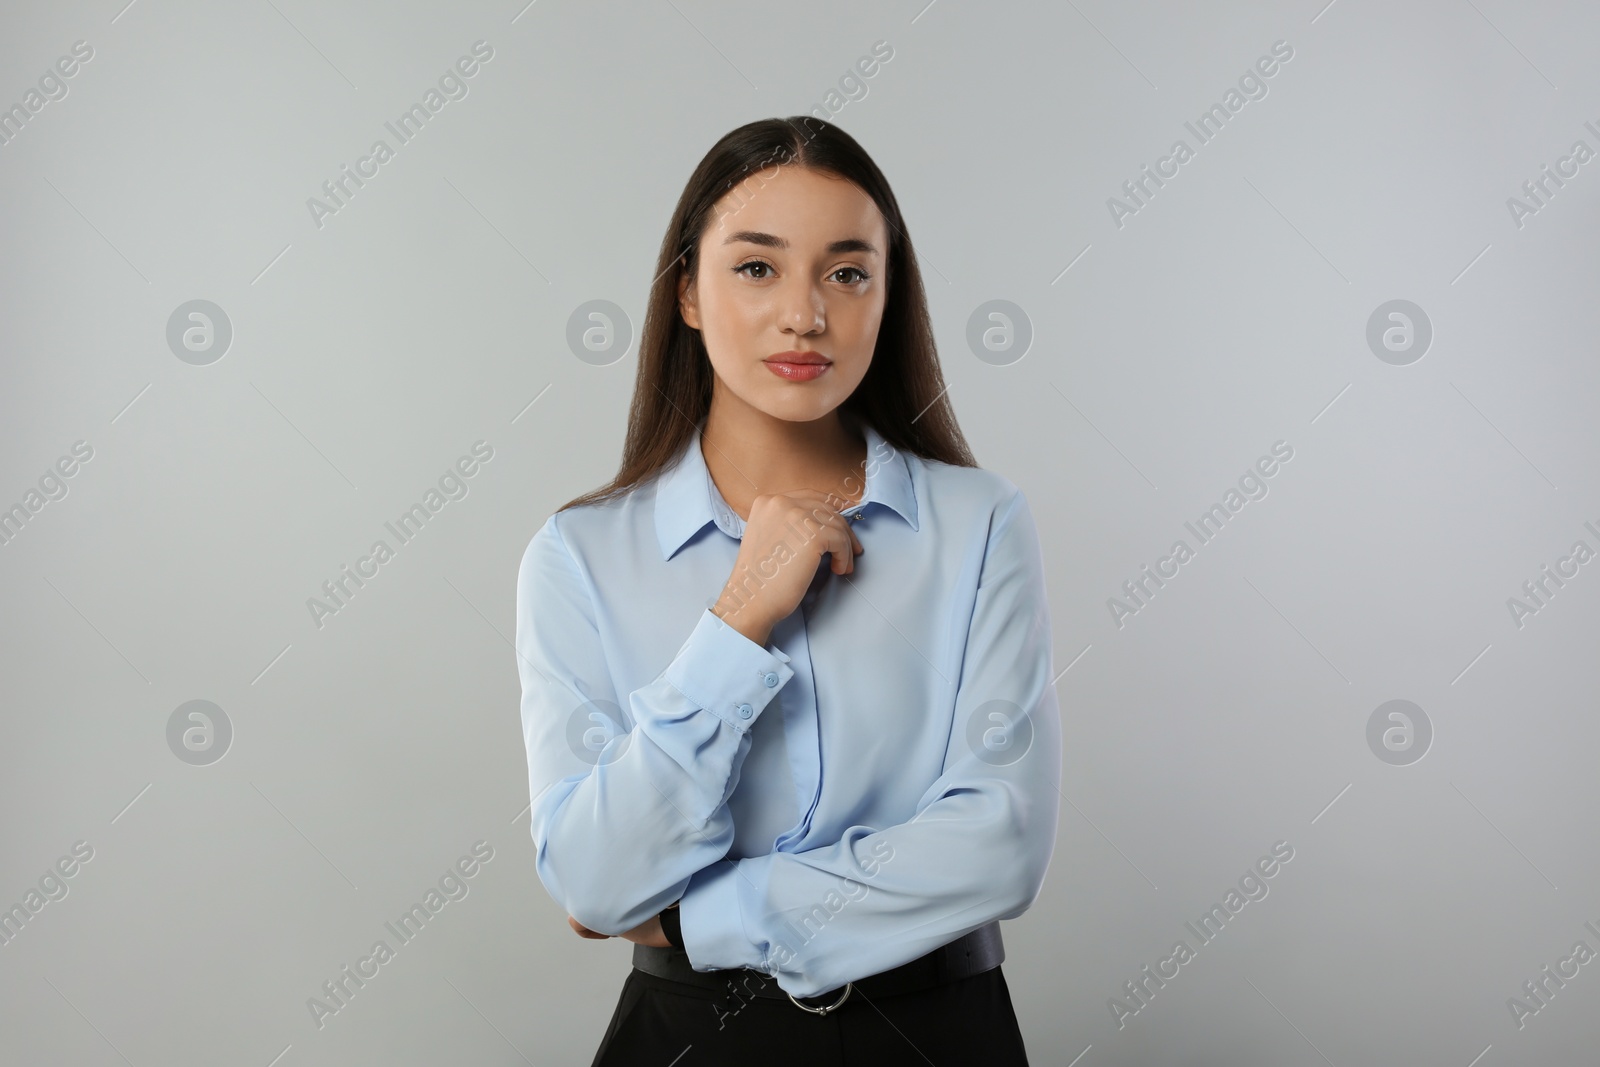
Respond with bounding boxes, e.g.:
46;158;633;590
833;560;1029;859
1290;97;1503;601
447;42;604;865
722;230;880;256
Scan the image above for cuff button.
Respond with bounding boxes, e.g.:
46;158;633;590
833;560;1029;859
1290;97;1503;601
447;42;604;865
762;672;778;687
736;703;754;719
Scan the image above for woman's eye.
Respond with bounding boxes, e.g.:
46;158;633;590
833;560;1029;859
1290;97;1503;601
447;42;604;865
731;262;870;284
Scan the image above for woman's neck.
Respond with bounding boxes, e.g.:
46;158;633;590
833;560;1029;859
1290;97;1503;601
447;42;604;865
700;407;867;521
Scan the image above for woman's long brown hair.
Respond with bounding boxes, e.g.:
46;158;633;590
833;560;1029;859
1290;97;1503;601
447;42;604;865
557;115;976;515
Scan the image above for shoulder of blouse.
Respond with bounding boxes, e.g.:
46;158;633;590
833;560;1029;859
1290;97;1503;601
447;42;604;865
910;455;1026;521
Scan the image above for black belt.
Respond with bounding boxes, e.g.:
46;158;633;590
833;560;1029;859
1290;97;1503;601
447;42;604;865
630;919;1004;1016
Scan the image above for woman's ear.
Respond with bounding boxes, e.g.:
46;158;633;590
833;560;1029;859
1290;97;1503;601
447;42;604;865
677;267;700;330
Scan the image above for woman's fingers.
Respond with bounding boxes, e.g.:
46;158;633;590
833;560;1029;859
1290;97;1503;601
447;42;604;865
826;509;860;573
716;488;866;637
831;522;855;573
783;490;861;575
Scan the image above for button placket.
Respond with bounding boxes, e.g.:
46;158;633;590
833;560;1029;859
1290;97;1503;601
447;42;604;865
767;604;822;852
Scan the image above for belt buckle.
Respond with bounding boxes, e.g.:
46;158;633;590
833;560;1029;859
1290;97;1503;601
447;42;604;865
786;980;853;1016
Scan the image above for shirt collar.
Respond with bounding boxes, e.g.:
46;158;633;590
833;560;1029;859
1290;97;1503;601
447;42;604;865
653;417;919;561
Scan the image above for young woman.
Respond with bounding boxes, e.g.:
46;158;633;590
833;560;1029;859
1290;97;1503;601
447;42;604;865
515;116;1061;1064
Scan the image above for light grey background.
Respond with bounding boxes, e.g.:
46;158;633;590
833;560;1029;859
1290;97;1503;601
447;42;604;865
3;1;1598;1063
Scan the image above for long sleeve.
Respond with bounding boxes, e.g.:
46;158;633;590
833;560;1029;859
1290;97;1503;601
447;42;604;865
516;512;797;935
676;488;1062;997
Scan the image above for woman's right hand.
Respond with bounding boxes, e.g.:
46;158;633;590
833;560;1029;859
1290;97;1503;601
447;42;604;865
711;489;863;647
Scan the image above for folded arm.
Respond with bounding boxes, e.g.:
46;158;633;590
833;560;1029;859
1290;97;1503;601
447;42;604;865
516;513;796;935
676;488;1063;998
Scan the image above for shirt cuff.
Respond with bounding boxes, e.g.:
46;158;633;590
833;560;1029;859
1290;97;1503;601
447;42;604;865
662;608;794;733
677;855;774;974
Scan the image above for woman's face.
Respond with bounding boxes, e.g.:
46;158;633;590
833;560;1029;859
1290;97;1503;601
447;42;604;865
678;164;889;424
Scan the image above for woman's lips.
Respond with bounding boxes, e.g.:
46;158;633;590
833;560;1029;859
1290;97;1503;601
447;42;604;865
763;360;832;382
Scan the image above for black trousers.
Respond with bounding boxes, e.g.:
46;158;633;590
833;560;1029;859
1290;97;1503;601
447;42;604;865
589;963;1031;1065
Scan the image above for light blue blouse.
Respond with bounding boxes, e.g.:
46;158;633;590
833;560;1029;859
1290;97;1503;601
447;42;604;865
515;417;1061;998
